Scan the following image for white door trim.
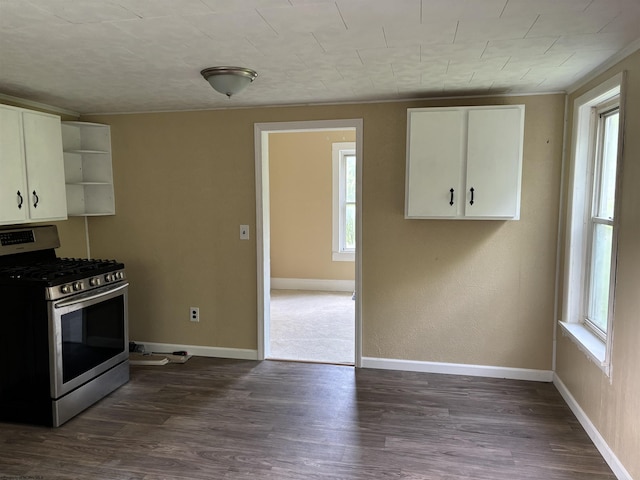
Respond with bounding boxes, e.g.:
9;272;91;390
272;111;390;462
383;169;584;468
254;119;364;367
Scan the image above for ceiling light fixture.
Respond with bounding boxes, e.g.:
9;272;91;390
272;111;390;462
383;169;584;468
200;66;258;98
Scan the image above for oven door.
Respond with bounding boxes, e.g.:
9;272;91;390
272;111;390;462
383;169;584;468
49;282;129;399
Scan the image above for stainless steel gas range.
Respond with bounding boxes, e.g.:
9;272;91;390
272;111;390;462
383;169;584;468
0;225;129;427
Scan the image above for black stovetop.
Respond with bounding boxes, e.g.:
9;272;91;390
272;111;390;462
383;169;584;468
0;254;124;286
0;225;124;288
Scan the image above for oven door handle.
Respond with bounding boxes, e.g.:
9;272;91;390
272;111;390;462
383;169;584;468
54;282;129;309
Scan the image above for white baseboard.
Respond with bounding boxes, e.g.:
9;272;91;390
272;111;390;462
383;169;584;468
361;357;554;382
553;374;632;480
133;341;258;361
271;277;355;292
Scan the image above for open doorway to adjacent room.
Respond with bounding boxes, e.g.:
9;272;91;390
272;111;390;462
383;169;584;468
254;119;363;366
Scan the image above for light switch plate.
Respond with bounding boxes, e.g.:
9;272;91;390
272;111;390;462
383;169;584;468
240;225;249;240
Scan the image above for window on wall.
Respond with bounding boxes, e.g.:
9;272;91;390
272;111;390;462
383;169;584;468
332;142;356;262
584;102;619;339
561;73;625;374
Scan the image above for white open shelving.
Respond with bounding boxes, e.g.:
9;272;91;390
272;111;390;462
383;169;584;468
62;121;115;216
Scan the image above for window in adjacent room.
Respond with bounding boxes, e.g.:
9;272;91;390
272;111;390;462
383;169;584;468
561;72;625;374
332;142;356;262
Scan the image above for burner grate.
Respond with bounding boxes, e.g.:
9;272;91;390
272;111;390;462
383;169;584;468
0;258;123;284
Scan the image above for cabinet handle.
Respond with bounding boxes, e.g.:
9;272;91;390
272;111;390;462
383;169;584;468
32;190;39;208
17;191;23;210
470;187;475;205
449;188;454;206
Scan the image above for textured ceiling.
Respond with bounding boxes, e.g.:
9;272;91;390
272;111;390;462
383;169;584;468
1;0;639;114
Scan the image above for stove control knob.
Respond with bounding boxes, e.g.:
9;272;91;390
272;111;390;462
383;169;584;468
60;284;72;294
104;273;112;282
116;271;124;280
73;281;83;291
89;277;100;287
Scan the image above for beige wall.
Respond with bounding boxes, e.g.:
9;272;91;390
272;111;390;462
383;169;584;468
52;218;88;258
362;95;563;368
83;92;564;370
269;130;355;281
556;50;640;478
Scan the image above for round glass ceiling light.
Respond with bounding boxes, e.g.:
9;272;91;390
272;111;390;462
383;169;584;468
200;66;258;98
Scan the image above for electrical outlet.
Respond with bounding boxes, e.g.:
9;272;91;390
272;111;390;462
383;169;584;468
189;307;199;322
240;224;249;240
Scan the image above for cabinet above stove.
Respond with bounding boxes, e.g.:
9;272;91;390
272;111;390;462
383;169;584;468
0;104;67;226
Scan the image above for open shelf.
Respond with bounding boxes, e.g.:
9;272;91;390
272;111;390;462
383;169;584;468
62;122;115;216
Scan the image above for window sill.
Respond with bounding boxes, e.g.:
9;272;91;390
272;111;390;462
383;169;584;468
332;251;355;262
559;321;609;375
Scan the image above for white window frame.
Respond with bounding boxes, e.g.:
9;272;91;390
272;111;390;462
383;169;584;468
560;72;626;375
583;99;619;340
332;142;356;262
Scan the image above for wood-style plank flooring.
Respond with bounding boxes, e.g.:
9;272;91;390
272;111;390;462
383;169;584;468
0;358;616;479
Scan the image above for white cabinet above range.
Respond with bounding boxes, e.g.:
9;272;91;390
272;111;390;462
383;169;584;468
61;121;115;216
405;105;525;220
0;104;67;225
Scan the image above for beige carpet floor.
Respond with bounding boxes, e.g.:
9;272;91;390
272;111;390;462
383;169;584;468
269;289;355;365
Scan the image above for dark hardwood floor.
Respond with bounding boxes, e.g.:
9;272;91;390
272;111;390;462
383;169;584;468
0;358;616;479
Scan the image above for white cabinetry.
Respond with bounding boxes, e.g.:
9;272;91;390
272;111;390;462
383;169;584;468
0;105;67;225
61;121;115;216
405;105;524;220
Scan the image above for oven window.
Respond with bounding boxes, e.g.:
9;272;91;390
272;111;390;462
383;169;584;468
61;295;125;383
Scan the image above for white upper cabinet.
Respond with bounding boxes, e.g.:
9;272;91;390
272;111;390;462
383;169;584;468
0;107;28;224
405;105;525;220
22;111;68;221
465;108;524;219
0;105;67;226
405;109;464;218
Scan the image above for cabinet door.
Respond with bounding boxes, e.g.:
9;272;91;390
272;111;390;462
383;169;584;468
22;111;67;221
0;107;29;224
465;107;523;219
406;110;464;217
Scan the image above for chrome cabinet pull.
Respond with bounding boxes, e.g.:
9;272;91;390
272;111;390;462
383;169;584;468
449;188;454;206
470;187;475;205
17;190;23;209
32;190;39;208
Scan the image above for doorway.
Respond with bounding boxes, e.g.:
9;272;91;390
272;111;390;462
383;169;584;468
254;119;363;367
270;290;355;364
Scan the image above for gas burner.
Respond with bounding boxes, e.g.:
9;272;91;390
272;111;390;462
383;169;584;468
1;258;121;283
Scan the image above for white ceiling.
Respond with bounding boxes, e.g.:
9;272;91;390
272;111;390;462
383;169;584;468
1;0;639;114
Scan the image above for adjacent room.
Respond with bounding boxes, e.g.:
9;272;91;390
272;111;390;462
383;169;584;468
267;129;357;365
0;1;638;479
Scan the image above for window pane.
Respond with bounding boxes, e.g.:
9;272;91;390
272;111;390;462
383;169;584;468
597;112;619;219
345;203;356;250
345;155;356;203
587;224;613;332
